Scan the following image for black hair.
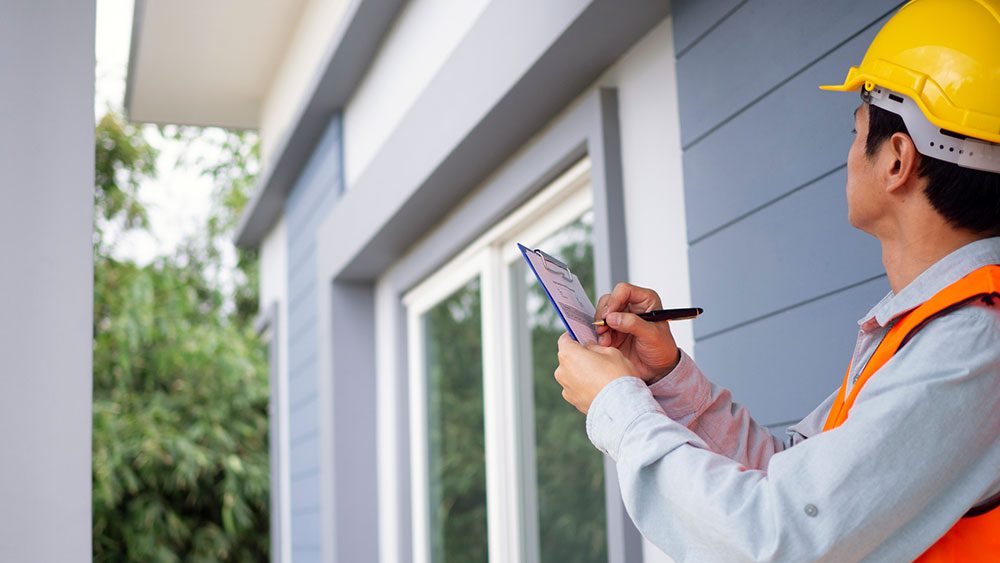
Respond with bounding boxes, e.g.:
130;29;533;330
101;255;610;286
861;90;1000;236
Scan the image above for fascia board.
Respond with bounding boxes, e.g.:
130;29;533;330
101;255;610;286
235;0;405;248
315;0;668;281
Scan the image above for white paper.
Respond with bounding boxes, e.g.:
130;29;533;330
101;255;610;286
520;244;599;344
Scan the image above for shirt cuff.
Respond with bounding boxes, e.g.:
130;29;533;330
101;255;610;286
648;348;694;389
586;376;664;460
646;349;712;421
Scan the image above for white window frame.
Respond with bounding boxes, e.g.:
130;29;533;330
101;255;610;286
403;158;594;563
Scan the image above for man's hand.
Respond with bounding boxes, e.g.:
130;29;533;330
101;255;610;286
595;282;681;383
554;332;637;414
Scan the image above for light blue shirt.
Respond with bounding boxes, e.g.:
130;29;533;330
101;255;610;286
586;237;1000;562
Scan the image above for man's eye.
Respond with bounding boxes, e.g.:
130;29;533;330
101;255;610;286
851;128;857;134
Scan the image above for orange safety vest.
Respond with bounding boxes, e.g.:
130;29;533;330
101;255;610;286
822;264;1000;562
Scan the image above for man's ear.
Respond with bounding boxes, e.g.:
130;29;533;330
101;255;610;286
884;132;920;195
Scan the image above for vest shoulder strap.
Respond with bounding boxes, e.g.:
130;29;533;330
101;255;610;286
823;264;1000;432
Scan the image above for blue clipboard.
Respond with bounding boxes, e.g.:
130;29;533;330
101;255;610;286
517;243;599;344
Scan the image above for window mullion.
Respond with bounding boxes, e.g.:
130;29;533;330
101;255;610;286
406;308;432;563
480;247;515;563
503;251;542;563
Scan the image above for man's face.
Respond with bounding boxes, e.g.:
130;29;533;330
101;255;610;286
845;103;883;234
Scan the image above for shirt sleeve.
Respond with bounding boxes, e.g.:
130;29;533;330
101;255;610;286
643;349;787;470
586;305;1000;562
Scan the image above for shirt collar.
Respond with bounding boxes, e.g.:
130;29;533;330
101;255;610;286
858;236;1000;331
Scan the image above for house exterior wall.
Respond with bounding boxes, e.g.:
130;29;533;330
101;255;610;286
356;11;686;563
282;116;344;562
0;0;95;560
258;0;922;561
272;1;678;561
672;0;903;428
342;0;492;188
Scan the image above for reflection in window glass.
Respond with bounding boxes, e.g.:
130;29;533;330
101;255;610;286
516;211;608;562
423;277;488;563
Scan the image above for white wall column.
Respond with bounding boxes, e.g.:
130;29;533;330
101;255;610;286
0;1;95;561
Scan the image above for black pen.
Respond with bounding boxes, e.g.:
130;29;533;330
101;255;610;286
593;307;703;327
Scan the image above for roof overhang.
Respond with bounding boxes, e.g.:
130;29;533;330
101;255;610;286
233;0;405;248
125;0;307;129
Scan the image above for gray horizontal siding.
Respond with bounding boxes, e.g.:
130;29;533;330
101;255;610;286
695;276;888;427
677;0;902;148
284;114;344;561
682;15;888;242
690;167;883;339
291;469;322;508
291;509;322;549
671;0;744;56
290;436;321;475
674;1;903;425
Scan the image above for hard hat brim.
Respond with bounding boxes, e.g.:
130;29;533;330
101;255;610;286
818;66;868;93
819;68;1000;145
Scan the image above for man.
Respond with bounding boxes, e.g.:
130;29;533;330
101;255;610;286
553;0;1000;560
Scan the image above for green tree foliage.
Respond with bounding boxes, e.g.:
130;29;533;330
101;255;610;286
424;278;489;563
93;113;156;254
92;112;270;561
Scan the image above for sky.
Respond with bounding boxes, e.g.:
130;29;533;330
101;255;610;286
95;0;219;265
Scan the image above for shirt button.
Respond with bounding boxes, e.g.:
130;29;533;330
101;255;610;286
804;504;818;517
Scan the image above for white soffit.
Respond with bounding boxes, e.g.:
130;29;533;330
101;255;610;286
126;0;307;129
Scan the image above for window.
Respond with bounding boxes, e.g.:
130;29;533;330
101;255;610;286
509;212;607;563
405;158;606;563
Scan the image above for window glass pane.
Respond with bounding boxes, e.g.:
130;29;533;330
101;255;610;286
515;211;608;562
422;276;488;563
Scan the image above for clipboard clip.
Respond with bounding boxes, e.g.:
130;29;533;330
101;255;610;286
535;249;574;282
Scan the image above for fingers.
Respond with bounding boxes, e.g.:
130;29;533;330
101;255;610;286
598;331;613;346
595;293;611;319
597;283;660;344
557;332;583;363
604;311;658;341
605;282;662;316
557;331;577;352
585;342;619;356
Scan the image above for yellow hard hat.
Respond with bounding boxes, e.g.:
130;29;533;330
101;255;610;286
821;0;1000;172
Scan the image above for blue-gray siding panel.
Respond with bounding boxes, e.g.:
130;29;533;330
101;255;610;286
289;355;318;388
676;0;902;147
672;4;900;430
671;0;744;56
292;548;321;563
288;257;319;312
291;470;322;511
289;396;320;442
690;168;883;338
285;115;343;557
682;16;886;241
288;306;318;357
290;438;321;476
695;276;889;426
291;509;322;551
288;364;318;406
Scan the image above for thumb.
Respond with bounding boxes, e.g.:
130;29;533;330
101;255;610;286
605;311;657;340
